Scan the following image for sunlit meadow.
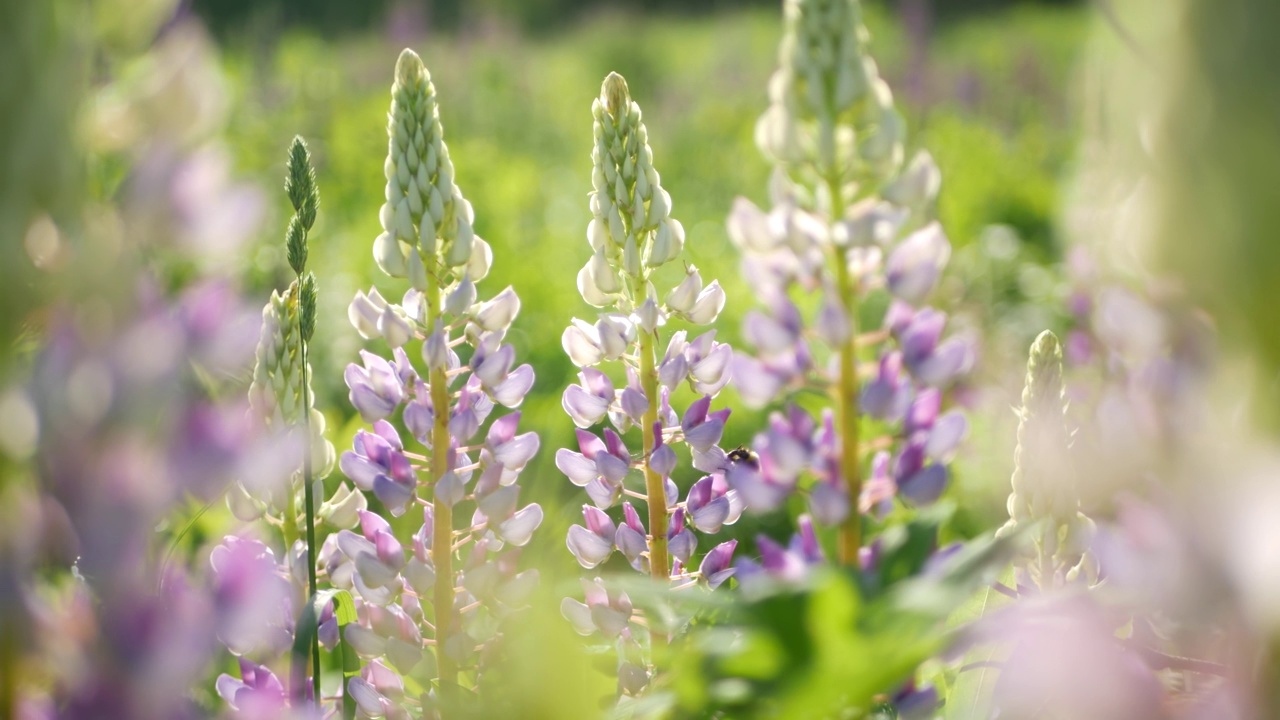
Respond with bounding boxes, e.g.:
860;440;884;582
3;0;1279;718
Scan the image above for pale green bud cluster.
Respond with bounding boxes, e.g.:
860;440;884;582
374;49;492;294
997;331;1098;589
579;72;686;312
574;73;724;335
247;283;336;482
756;0;906;191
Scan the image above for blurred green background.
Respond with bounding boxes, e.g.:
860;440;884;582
147;0;1090;707
206;0;1088;540
111;0;1091;708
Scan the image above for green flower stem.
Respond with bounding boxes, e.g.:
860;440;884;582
638;329;668;585
282;478;300;547
826;167;862;566
833;245;862;565
427;271;457;701
299;338;321;707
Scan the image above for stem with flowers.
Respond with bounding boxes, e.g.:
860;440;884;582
425;263;458;696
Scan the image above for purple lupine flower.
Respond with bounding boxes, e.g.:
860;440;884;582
210;536;295;658
348;660;411;720
555;429;632;508
560;577;635;639
340;421;416;517
563;367;614;428
567;505;617;569
736;516;825;594
885;222;950;304
216;659;288;717
615;502;649;573
667;507;698;565
345;349;407;422
685;473;743;534
699;540;738;589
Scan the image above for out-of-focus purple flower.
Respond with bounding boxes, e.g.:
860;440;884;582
561;577;634;638
216;658;287;717
210;536;294;658
885;222;950;304
348;660;410;720
894;439;948;506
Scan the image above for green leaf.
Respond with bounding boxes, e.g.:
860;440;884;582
942;566;1015;720
291;588;361;720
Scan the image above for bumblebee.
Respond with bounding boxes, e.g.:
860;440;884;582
726;445;759;469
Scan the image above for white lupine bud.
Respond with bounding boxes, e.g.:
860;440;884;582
562;319;604;367
630;196;645;233
607;205;625;246
665;218;685;263
636;295;664;334
349;288;388;339
687;281;726;326
427;186;444;231
382;49;484;288
595;314;634;360
635;167;650;200
247;283;335;506
665;267;703;314
587;218;609;252
446;218;474;266
378;305;413;348
407;245;428;292
577;264;610;308
467;237;492;282
418;212;437;256
622;236;640;277
406;179;423;217
646;223;670;268
474;286;521;332
394;200;414;243
883;149;942;213
649;187;670;223
228;482;264;522
373;233;407;278
319;482;367;528
589;251;621;294
445;276;476;317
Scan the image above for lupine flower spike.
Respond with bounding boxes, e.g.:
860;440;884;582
557;71;739;697
337;49;542;714
727;0;973;579
996;330;1098;592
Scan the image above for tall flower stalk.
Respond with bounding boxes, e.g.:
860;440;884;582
338;49;542;715
558;72;737;696
727;0;971;578
997;330;1098;592
227;136;355;710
